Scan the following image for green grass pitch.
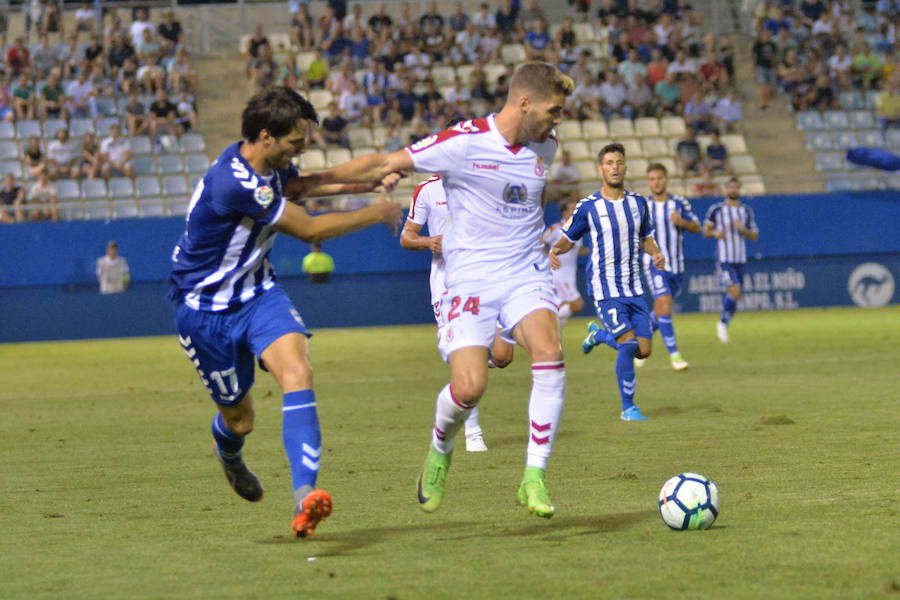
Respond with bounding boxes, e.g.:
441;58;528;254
1;307;898;599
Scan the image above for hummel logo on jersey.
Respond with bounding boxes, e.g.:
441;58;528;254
473;161;499;170
230;157;258;190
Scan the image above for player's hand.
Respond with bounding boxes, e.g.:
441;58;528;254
669;211;682;225
715;228;726;239
375;191;403;235
549;247;562;270
429;234;442;254
375;170;407;194
652;252;666;269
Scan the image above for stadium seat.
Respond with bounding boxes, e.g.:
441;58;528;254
565;140;590;161
823;110;849;129
81;179;108;199
139;198;166;217
574;159;599;180
84;199;111;220
163;175;189;196
620;138;644;158
667;180;686;196
588;138;606;158
660;116;686;137
299;149;326;170
188;175;203;190
133;156;156;176
111;199;140;219
886;129;900;148
628;179;651;197
166;196;190;216
609;118;635;139
325;148;351;167
483;64;506;85
70;118;94;137
815;152;846;171
825;172;852;191
184;153;209;173
628;157;649;175
308;90;333;112
500;44;526;64
721;133;748;154
238;33;253;54
572;22;596;42
857;129;884;147
157;154;184;174
741;176;767;195
838;91;864;110
347;127;374;147
864;90;879;108
555;121;583;141
795;111;824;130
180;134;206;153
43;118;67;140
649;156;678;176
831;131;858;149
634;117;661;137
851;171;882;190
95;98;118;117
56;201;83;221
0;121;14;139
296;51;316;71
581;119;608;140
455;65;474;85
130;136;153;155
848;111;876;130
641;137;669;157
135;176;161;197
0;140;18;160
884;173;900;188
431;65;456;86
56;179;80;201
96;117;121;137
730;154;758;176
108;177;135;198
805;132;833;150
0;160;22;177
268;33;291;53
15;120;42;140
351;146;376;159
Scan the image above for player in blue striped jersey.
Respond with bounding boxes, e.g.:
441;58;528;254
702;177;759;342
169;87;402;538
639;162;700;371
549;143;665;421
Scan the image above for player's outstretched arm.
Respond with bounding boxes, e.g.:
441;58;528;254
400;220;441;253
549;237;575;269
642;236;666;269
274;194;402;244
287;150;414;200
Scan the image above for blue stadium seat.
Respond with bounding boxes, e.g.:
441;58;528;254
166;196;190;216
111;199;140;219
42;119;67;140
133;156;156;176
157;154;184;174
135;176;161;197
884;173;900;189
96;117;121;137
825;172;852;192
823;111;849;130
864;90;879;109
848;111;876;130
0;160;23;177
838;91;864;110
162;175;189;196
15;120;42;140
851;171;882;190
81;179;108;199
108;177;135;198
184;153;209;173
857;130;884;147
805;132;832;150
815;152;845;171
84;199;111;220
180;133;206;153
129;136;153;156
796;111;824;131
0;140;18;160
57;201;84;221
70;118;95;137
95;98;118;117
0;121;15;140
831;131;858;149
886;129;900;148
140;197;166;217
56;179;81;201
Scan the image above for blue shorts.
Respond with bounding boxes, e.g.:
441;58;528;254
717;262;744;289
174;286;311;405
648;266;683;299
594;296;653;340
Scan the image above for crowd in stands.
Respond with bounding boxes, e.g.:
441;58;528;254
0;2;197;223
243;0;745;191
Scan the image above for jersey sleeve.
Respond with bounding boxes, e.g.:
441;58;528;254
562;198;590;242
407;178;435;225
406;129;468;176
745;206;758;232
639;197;654;239
207;158;286;225
704;204;719;227
678;197;699;223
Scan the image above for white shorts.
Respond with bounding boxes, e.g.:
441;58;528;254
435;275;559;362
552;272;581;304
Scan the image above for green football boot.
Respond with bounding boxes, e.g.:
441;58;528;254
517;466;555;518
417;445;452;513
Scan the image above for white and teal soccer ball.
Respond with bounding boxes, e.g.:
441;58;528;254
658;473;720;530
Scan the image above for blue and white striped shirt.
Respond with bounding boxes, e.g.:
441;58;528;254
704;201;757;264
169;142;295;312
562;190;653;301
648;193;698;274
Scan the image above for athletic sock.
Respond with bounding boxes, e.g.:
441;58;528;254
282;390;321;493
432;384;471;454
657;315;678;354
721;294;738;324
211;412;244;464
464;404;482;436
598;328;618;350
558;303;573;320
650;310;660;333
615;340;638;411
526;362;566;470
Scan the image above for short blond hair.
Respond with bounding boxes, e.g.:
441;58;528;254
509;62;574;100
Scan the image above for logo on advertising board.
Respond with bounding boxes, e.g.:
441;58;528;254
848;262;895;307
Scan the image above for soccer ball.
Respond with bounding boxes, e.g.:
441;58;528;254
658;473;720;530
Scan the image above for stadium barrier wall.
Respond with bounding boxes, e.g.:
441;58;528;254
1;192;897;342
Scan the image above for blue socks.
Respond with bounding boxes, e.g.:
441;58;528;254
212;412;244;464
597;328;618;350
283;390;321;492
721;295;738;324
615;340;638;411
657;315;678;354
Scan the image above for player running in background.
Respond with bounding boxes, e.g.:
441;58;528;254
636;162;700;371
541;197;587;333
169;86;402;538
353;62;574;518
702;177;759;342
400;170;514;452
550;143;665;422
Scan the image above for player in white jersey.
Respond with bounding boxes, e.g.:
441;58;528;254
541;198;586;331
637;162;700;371
549;143;665;422
702;177;759;342
348;62;574;518
401;173;515;452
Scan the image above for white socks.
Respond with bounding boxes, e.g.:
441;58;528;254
526;361;566;470
431;383;472;454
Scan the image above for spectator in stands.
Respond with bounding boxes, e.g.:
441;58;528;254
799;0;829;30
23;134;45;178
39;69;67;120
667;49;698;81
123;91;150;136
752;27;777;111
555;17;578;68
519;0;545;27
6;37;30;76
572;72;601;121
367;2;393;35
321;22;350;65
320;101;350;148
422;21;451;63
393;77;420;121
495;0;519;42
148;87;179;141
0;82;13;123
852;43;882;90
349;24;371;68
599;70;633;120
175;91;198;133
699;51;729;93
618;49;647;88
675;127;703;175
419;1;444;30
691;166;721;197
57;33;81;79
705;130;732;175
129;8;155;47
168;48;196;94
449;1;470;33
0;173;25;223
46;128;80;180
472;3;495;32
79;131;101;180
339;79;368;124
97;241;130;294
29;171;58;222
876;78;900;132
445;76;472;108
103;8;125;47
100;123;134;179
306;48;329;89
654;71;682;116
244;24;270;79
249;43;278;91
83;33;104;69
135;26;164;69
478;26;502;64
549;149;580;198
158;10;183;55
404;44;432;80
289;0;314;49
626;72;654;117
381;122;405;152
763;6;792;36
107;32;136;71
453;21;482;65
118;55;141;93
302;243;335;284
31;33;57;80
328;57;356;96
646;48;669;87
75;2;95;34
713;89;743;133
66;69;96;119
524;18;553;62
684;90;714;134
41;2;63;38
